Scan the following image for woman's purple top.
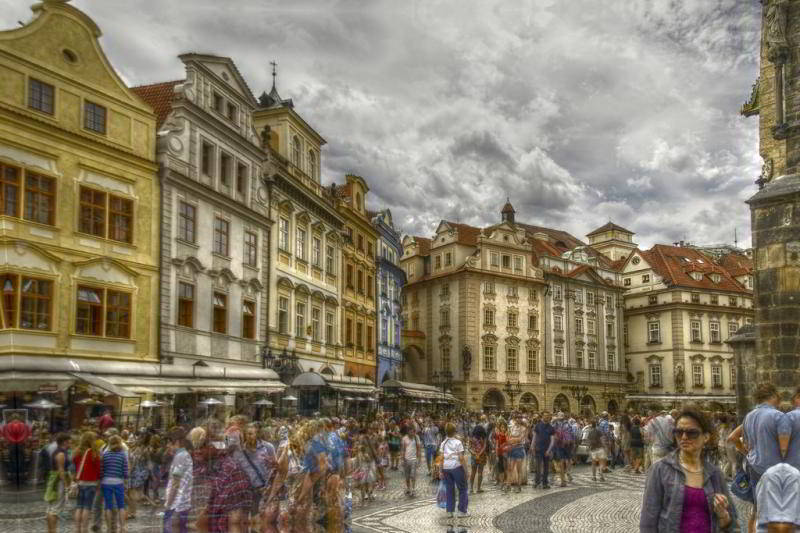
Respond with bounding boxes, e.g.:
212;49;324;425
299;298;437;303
680;485;711;533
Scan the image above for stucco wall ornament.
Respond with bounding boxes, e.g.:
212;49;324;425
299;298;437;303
756;158;774;189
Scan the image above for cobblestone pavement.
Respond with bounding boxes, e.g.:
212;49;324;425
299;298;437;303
0;464;752;533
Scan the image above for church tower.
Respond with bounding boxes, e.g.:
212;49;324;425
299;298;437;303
743;0;800;402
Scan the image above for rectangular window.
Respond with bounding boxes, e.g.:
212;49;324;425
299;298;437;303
278;296;289;334
691;320;702;342
588;351;596;369
623;324;629;345
236;163;247;195
501;255;511;268
23;172;55;225
508;285;518;297
483;346;495;370
575;317;583;334
312;237;321;266
624;278;631;286
710;322;721;343
650;365;662;387
326;311;334;343
79;187;106;238
528;314;537;330
648;294;657;305
642;274;650;283
576;350;584;369
279;218;289;251
607;321;614;337
296;228;306;260
366;325;373;351
730;366;737;388
0;164;20;217
490;252;499;267
588;319;596;335
177;282;194;328
368;242;374;258
692;364;703;387
311;307;321;341
295;302;306;338
554;315;563;331
28;78;54;114
356;322;363;349
346;264;354;288
18;277;51;330
178;202;196;242
711;366;722;388
201;142;214;176
326;245;335;274
729;296;738;306
226;102;238;123
242;300;256;339
445;252;452;266
710;294;718;305
434;255;441;270
367;275;373;298
574;289;583;304
691;292;700;303
648;321;660;343
357;270;364;294
553;284;562;300
244;231;258;267
357;234;364;252
587;292;594;306
75;286;104;336
212;292;227;334
484;280;495;294
213;218;229;256
554;347;564;367
728;321;739;338
607;352;616;371
507;311;517;328
441;345;451;371
527;349;538;373
346;318;353;344
213;92;223;113
483;308;494;326
441;309;450;327
513;256;522;272
109;196;133;243
507;348;518;372
441;283;450;297
83;101;106;134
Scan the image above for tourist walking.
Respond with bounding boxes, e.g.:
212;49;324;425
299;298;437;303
629;417;645;474
533;412;555;489
163;428;193;533
440;422;469;519
507;413;528;492
100;435;128;533
640;407;738;532
587;420;606;482
422;418;440;477
468;424;488;494
401;425;421;497
45;433;71;533
73;431;103;533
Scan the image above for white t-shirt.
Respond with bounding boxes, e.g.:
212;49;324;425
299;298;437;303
403;435;419;462
439;437;464;470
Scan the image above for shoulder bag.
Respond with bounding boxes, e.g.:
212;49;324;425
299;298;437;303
68;450;89;499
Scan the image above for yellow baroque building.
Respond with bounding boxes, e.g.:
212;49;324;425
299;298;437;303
0;1;159;423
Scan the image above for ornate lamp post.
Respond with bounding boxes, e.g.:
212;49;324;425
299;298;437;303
563;385;589;414
261;346;300;415
503;379;522;410
432;370;453;412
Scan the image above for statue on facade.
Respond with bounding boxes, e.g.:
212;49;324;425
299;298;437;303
765;0;790;59
757;158;774;189
462;345;472;373
674;364;685;393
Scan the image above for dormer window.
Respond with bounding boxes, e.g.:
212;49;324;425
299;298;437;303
710;273;721;283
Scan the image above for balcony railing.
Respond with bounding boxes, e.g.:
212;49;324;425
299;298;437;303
545;365;628;384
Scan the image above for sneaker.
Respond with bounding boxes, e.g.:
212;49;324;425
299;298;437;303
447;512;454;519
458;512;470;518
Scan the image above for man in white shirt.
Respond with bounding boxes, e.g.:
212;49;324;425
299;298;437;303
401;425;422;497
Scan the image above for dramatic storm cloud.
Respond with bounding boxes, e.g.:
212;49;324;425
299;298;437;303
0;0;761;248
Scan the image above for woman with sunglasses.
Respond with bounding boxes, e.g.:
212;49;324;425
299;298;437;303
640;407;739;532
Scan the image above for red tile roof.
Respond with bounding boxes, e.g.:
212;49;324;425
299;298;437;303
411;236;431;256
131;80;182;128
719;252;754;277
643;245;749;294
440;221;482;246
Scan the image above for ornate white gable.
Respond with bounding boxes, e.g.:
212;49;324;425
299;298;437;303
74;258;136;286
0;242;60;273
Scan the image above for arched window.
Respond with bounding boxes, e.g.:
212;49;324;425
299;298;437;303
307;150;317;180
291;135;301;166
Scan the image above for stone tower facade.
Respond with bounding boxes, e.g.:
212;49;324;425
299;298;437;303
744;0;800;403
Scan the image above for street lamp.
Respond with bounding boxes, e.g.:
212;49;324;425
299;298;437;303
503;379;522;409
563;385;589;414
432;370;453;411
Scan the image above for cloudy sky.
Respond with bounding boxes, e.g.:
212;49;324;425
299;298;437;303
2;0;762;248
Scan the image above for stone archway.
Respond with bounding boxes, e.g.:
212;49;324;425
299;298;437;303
581;395;597;416
482;389;505;412
402;344;425;383
607;399;619;415
553;393;571;414
519;393;539;412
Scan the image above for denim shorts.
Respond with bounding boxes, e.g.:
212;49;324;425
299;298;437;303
76;485;97;510
101;483;125;510
508;446;526;460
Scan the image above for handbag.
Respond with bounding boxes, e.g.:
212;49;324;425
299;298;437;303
436;480;447;509
68;450;89;499
730;468;754;503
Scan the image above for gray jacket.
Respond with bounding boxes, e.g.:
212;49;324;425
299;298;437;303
640;451;739;533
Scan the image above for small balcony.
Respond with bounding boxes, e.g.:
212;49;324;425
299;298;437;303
545;365;628;384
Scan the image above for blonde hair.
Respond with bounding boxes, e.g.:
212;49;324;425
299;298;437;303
78;431;100;458
188;427;206;450
107;435;123;452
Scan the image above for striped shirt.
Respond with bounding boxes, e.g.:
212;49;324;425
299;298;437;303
101;450;128;485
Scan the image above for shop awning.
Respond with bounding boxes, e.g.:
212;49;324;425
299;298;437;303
327;383;378;394
70;372;140;398
0;372;76;392
107;377;285;395
381;379;460;402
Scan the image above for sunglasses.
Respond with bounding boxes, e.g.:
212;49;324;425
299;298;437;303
673;428;702;440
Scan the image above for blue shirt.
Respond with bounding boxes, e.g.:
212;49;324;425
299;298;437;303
101;450;128;484
786;408;800;470
534;422;555;451
327;430;345;472
743;403;791;474
422;426;439;447
597;419;610;437
304;436;328;474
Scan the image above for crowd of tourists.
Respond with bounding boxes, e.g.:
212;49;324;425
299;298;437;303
6;384;797;533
